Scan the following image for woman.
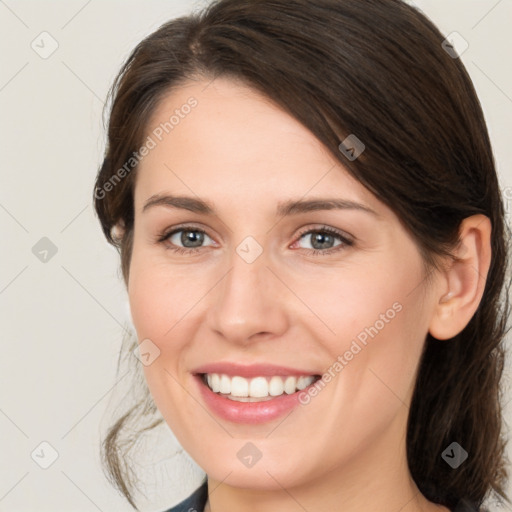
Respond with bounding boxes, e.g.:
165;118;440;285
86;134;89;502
93;0;511;511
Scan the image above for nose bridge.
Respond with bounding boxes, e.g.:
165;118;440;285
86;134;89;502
207;238;288;343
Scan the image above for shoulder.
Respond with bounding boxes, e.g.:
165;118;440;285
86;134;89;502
161;478;208;512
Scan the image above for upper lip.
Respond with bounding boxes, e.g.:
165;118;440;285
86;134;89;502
192;362;321;378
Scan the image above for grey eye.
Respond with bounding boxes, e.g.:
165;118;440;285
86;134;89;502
299;231;343;250
169;229;212;248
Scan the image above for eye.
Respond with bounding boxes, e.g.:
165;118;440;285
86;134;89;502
293;226;353;255
157;226;215;254
156;224;353;256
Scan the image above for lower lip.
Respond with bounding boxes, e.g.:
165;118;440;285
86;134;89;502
194;374;316;424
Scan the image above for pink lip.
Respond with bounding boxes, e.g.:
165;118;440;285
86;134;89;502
193;374;319;424
192;362;320;378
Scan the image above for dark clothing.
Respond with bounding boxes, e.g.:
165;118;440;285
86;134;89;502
164;478;208;512
453;498;481;512
163;479;480;512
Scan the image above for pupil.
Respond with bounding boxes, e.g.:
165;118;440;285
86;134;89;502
182;230;204;248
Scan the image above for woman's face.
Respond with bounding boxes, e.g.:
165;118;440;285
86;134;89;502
128;77;441;491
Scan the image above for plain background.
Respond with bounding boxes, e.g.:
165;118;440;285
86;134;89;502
1;1;511;511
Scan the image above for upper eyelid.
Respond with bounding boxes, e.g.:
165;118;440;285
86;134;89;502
164;224;214;238
296;225;353;241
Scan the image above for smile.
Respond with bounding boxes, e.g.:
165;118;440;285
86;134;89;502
193;368;322;424
201;373;320;401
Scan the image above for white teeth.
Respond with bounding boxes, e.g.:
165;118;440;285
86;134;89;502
284;376;296;394
203;373;317;398
296;375;312;390
211;373;220;392
219;374;231;394
249;376;268;397
231;376;249;397
269;376;284;396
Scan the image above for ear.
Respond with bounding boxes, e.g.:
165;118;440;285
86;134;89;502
428;214;492;340
110;220;126;242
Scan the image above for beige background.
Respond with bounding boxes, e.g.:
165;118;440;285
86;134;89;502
0;0;511;511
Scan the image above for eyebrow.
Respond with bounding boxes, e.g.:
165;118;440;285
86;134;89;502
142;194;378;217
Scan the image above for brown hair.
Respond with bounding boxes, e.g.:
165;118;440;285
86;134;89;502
93;0;511;509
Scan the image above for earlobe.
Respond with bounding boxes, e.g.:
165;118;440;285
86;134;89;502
111;220;126;242
428;214;492;341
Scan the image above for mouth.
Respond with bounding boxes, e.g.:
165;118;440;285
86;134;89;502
198;372;322;402
191;362;324;423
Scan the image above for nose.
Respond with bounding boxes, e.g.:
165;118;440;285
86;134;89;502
206;243;289;345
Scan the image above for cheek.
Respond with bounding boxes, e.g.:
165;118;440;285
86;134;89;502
307;252;430;401
296;255;423;348
126;245;218;403
127;254;200;419
128;268;173;342
127;245;202;342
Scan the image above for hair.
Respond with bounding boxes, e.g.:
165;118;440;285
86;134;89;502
93;0;511;510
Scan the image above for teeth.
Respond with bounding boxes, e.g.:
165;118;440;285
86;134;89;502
202;373;317;398
250;376;268;397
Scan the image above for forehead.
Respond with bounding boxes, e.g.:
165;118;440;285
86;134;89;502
134;77;382;216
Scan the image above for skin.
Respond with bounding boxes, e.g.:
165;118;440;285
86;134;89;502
123;76;491;512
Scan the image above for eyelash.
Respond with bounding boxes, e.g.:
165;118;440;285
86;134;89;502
156;224;354;256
